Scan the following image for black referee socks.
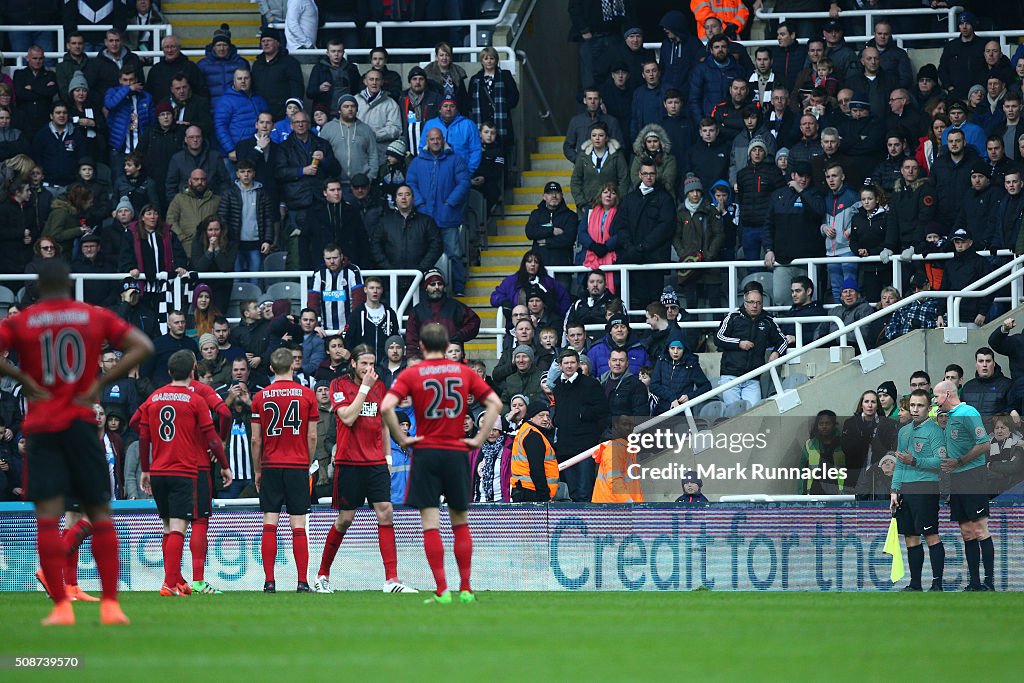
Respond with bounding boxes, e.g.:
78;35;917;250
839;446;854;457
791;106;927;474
928;542;945;581
980;537;995;587
907;545;924;589
964;539;981;587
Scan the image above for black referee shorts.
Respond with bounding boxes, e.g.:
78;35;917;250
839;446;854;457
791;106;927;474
259;467;311;515
195;468;213;519
895;481;940;537
152;475;197;521
24;420;111;505
332;463;391;511
950;466;990;522
405;448;471;511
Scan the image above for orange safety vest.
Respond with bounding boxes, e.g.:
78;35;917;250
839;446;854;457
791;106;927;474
510;422;558;497
592;438;645;503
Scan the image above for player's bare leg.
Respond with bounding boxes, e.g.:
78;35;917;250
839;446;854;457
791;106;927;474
36;496;74;626
62;511;98;602
261;512;280;592
289;514;311;592
160;517;190;599
419;507;451;603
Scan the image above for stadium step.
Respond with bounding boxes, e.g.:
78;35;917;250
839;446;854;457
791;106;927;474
528;153;574;172
163;1;262;54
536;136;565;156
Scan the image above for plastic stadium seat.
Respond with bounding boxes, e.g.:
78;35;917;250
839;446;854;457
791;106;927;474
230;282;262;305
0;285;15;316
740;272;773;296
723;400;752;418
265;282;302;306
782;373;809;390
262;252;288;273
697;400;725;421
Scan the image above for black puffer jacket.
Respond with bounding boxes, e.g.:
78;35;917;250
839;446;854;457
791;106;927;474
763;183;825;264
218;181;276;246
885;178;937;252
274;133;341;209
849;206;889;257
735;161;783;227
939;246;992;322
524;199;577;267
961;370;1015;418
371;208;444;272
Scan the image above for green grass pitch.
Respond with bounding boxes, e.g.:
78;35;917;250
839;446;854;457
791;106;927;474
3;592;1022;681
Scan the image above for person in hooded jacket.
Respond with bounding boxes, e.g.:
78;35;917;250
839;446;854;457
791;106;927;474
629;124;677;198
650;339;712;416
937;228;992;328
658;10;707;94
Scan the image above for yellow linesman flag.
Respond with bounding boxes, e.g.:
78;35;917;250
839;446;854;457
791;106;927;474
883;517;905;582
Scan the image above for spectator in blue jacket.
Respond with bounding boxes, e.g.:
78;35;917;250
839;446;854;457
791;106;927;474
104;64;154;184
197;25;249;102
631;58;667;139
214;67;270;158
689;35;745;127
418;99;481;174
650;340;712;415
407;127;471;295
587;313;649;378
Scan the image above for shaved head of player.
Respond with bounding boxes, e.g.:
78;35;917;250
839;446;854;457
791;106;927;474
0;255;153;625
379;322;503;604
315;344;417;593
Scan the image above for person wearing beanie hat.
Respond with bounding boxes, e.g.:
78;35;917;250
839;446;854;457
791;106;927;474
387;139;408;158
68;72;90;95
876;380;899;417
775;146;789;173
939;11;987;100
251;26;303;121
500;344;543;408
588;313;648;379
815;274;873;341
377;335;408;389
735;132;783;275
676;470;708;503
509;396;557;502
675;169;725;314
198;332;219;353
197;24;251;101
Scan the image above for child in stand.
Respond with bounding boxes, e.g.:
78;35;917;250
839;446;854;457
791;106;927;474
536;326;559;378
813;57;839;99
377;139;408;207
311;103;330;135
389;411;413;505
676;471;708;503
472;120;505;213
271;98;303;143
709;179;740;262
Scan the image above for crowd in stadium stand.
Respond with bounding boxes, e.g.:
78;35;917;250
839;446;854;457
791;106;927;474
2;1;1024;505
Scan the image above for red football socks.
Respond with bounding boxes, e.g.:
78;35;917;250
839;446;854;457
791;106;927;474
190;518;209;582
165;530;185;588
90;520;119;600
452;523;472;593
62;519;93;587
423;528;447;595
37;518;67;603
319;525;345;578
261;524;277;582
292;528;308;584
378;524;398;582
65;547;79;587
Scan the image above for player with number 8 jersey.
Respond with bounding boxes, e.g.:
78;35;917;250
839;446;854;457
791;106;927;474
252;347;320;593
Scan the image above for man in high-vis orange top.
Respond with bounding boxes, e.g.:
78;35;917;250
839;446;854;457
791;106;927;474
592;415;645;502
691;0;749;39
510;399;558;502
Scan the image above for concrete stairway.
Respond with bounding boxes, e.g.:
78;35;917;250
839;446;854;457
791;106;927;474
162;1;262;57
459;135;575;360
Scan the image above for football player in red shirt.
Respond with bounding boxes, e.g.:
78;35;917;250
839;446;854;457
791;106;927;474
381;323;502;604
183;378;231;595
0;261;153;626
315;344;416;594
138;350;231;597
252;347;319;593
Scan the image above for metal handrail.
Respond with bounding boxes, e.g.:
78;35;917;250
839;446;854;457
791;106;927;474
515;49;560;135
0;24;173;64
0;268;423;330
753;4;961;43
557;254;1024;471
